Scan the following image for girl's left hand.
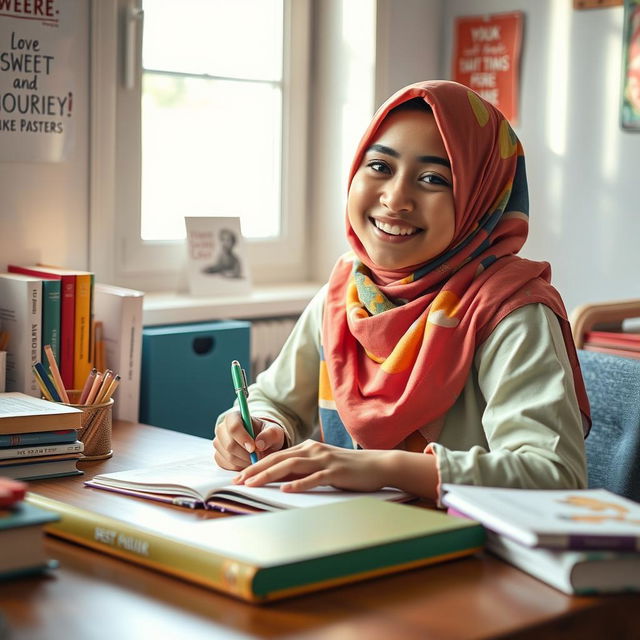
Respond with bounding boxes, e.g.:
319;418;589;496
233;439;394;493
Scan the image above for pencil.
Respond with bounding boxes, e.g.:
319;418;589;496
102;374;121;401
95;370;114;404
44;344;69;403
32;362;61;402
85;371;104;405
79;368;97;405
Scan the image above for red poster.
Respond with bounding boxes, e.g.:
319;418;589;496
452;12;523;124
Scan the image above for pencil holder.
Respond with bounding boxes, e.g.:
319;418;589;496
64;390;114;461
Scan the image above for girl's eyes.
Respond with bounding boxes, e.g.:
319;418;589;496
420;173;451;187
367;160;391;174
366;160;451;187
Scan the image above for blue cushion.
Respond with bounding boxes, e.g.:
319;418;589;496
578;350;640;502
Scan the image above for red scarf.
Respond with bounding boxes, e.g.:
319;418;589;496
321;81;590;450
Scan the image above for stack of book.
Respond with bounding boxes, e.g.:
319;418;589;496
0;477;59;579
0;266;143;422
2;265;94;395
582;330;640;360
442;484;640;595
0;392;83;480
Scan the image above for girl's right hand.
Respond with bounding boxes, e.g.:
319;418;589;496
213;411;286;470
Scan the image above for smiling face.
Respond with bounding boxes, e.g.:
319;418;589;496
347;106;455;271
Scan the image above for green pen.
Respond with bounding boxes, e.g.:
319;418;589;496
231;360;258;464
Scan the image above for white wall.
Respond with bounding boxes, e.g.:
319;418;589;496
2;1;638;316
308;0;378;281
309;0;443;282
0;0;90;272
443;0;640;314
374;0;443;107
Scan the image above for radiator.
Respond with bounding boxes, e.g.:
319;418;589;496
250;316;298;382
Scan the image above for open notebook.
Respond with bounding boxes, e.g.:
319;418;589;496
85;456;414;514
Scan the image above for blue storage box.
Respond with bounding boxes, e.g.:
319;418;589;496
140;320;250;438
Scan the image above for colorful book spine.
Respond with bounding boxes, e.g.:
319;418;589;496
0;274;42;396
40;279;61;376
584;330;640;348
7;265;76;389
58;275;76;389
0;430;78;447
73;273;93;389
582;344;640;360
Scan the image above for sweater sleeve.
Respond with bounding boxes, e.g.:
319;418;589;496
429;304;588;492
215;286;326;445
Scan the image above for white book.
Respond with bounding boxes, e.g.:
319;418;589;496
93;283;144;422
85;456;413;513
442;484;640;551
0;274;41;397
486;531;640;595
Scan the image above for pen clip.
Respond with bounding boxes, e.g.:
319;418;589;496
232;366;249;397
240;367;248;397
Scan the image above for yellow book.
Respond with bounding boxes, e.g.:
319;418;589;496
72;272;92;388
26;493;484;603
30;266;94;390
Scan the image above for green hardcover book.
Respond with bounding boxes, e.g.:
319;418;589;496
40;278;61;375
27;494;484;602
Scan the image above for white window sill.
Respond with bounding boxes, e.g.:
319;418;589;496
143;282;323;326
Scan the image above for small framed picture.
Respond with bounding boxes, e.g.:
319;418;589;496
621;0;640;130
184;216;251;296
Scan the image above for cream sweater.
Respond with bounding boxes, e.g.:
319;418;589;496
217;286;587;492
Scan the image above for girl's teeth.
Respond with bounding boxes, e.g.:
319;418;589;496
374;219;417;236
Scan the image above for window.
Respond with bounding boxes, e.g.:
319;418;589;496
91;0;310;291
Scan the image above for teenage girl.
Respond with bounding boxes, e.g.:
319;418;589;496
213;81;590;503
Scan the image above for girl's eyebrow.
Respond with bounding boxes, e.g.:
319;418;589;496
366;143;451;168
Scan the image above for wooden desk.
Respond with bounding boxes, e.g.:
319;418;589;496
1;422;638;640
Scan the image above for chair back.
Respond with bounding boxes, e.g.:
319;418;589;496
570;299;640;348
578;350;640;502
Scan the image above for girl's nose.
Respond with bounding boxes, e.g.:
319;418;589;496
380;175;413;213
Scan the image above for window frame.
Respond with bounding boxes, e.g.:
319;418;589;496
89;0;310;292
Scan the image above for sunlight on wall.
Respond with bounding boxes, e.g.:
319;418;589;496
602;20;623;183
340;0;376;193
598;15;625;271
546;0;571;158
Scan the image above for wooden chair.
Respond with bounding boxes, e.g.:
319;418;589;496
570;299;640;502
570;299;640;348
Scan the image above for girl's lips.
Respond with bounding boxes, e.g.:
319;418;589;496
369;217;423;242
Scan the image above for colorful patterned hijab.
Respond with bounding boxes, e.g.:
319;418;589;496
321;81;590;450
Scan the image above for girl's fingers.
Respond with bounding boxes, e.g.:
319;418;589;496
213;425;254;469
213;440;250;470
215;411;260;456
254;423;285;453
238;455;320;487
280;470;331;492
214;451;246;471
214;428;251;463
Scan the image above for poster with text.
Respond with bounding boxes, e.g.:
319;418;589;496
184;216;252;297
0;0;80;162
452;12;523;125
621;0;640;130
